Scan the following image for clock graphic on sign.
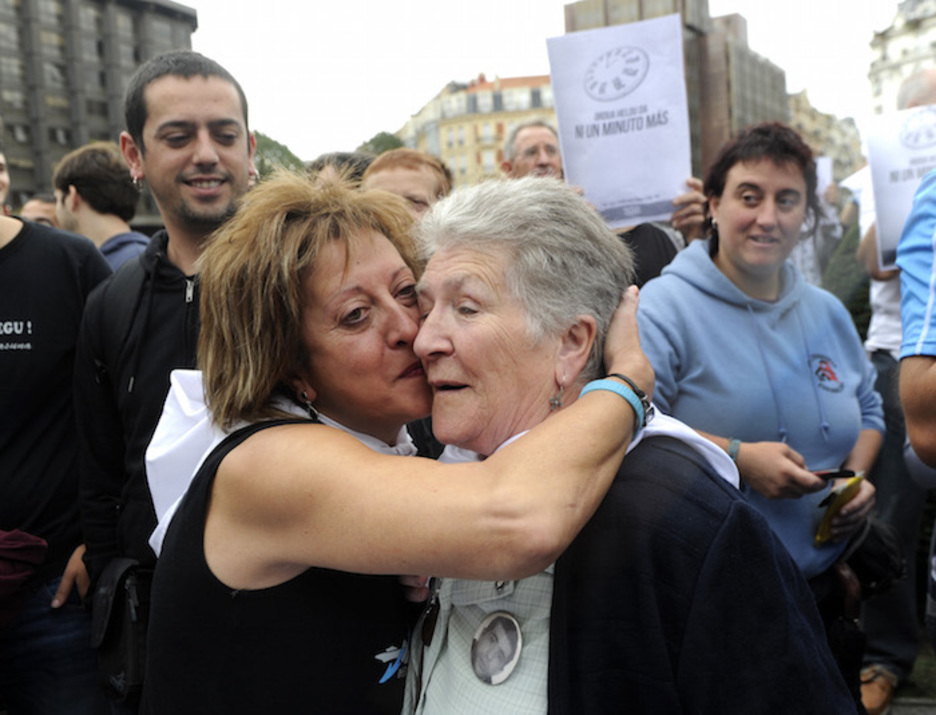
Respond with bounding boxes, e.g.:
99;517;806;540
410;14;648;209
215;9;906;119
583;46;650;102
899;106;936;150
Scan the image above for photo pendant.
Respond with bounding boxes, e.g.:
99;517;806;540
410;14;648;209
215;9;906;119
470;611;523;685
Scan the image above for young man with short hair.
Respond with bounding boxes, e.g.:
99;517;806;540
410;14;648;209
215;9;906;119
74;49;255;708
53;141;149;270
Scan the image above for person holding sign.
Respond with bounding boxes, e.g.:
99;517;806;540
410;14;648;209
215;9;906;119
638;122;883;707
501;118;705;286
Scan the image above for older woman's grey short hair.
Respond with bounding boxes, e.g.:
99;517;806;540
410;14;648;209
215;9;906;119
416;177;635;382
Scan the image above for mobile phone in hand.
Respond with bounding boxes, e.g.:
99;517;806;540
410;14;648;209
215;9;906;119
813;469;856;480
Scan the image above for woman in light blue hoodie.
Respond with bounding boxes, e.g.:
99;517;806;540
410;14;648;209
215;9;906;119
638;122;883;703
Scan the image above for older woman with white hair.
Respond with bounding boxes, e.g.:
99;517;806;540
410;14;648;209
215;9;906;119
405;177;854;713
140;173;652;714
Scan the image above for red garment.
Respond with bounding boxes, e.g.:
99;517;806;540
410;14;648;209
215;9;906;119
0;529;47;628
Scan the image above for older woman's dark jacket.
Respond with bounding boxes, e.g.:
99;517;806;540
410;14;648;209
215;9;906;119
547;436;856;714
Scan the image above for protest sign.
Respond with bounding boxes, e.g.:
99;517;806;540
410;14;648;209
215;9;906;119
547;13;691;229
867;104;936;269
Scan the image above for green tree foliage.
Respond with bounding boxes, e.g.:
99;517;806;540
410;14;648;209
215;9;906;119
357;131;404;155
821;222;871;340
253;131;305;178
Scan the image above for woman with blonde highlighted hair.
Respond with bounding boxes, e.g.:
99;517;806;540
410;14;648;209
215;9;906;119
140;170;651;713
198;171;420;430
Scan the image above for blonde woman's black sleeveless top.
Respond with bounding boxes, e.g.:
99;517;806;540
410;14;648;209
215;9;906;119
141;419;416;714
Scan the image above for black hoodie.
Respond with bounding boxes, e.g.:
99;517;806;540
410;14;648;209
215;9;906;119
75;230;200;585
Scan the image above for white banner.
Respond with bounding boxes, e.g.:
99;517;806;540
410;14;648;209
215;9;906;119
867;104;936;270
546;13;692;229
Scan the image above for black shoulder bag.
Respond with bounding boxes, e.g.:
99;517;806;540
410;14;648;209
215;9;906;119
90;557;152;702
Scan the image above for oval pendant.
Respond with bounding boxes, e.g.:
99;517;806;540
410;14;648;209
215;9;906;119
470;611;522;685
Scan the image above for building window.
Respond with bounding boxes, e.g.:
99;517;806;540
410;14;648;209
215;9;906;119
482;122;492;142
85;67;106;89
0;21;19;51
80;36;101;60
481;149;495;173
37;0;62;23
493;92;503;111
48;127;70;146
467;94;477;114
79;5;101;32
45;94;69;110
457;126;465;146
1;89;23;109
477;91;492;113
150;18;172;44
446;127;454;148
118;42;136;66
459;155;467;176
531;88;542;108
86;99;108;117
43;62;67;89
443;93;466;118
507;88;530;111
0;56;23;84
40;30;65;59
11;124;30;144
116;10;133;37
502;90;514;112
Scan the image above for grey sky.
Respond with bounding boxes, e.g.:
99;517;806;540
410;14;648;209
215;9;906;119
188;0;899;161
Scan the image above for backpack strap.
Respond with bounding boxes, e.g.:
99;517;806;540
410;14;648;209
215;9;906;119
91;257;146;388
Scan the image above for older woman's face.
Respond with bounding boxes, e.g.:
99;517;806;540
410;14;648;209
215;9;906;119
415;246;561;456
293;230;431;444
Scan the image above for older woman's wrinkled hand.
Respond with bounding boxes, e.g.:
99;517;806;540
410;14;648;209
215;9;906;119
736;441;827;499
603;286;654;402
828;478;875;542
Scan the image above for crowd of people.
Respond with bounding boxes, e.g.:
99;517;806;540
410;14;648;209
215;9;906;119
3;45;936;715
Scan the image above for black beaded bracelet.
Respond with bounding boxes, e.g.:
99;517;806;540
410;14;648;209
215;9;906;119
606;373;653;428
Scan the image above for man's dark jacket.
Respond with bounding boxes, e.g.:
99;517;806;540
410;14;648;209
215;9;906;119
548;437;857;714
75;231;199;585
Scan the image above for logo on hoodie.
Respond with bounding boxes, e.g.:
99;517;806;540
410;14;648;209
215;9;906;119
812;354;844;393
